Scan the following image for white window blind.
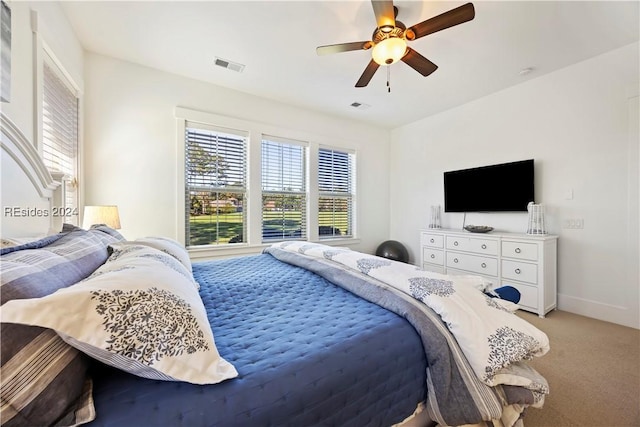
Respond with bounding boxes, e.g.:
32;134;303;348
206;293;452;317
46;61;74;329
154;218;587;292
318;147;354;238
185;122;247;246
42;59;79;224
261;137;307;241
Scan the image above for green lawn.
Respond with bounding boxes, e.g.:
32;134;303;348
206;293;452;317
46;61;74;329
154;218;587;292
188;211;349;246
188;213;243;246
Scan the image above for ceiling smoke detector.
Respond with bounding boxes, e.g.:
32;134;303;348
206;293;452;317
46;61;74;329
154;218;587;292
214;57;245;73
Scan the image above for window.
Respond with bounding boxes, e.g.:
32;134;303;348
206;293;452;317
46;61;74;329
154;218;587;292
318;147;354;238
185;122;247;246
178;107;358;251
42;58;79;224
261;137;307;242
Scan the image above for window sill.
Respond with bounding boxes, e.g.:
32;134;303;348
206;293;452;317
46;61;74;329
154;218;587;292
188;238;361;262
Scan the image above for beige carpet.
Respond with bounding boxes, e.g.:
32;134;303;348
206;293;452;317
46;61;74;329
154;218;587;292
516;310;640;427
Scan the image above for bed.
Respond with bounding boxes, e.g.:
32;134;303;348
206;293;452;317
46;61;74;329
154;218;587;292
1;113;549;427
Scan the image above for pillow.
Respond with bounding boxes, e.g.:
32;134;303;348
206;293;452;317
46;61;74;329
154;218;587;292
490;298;520;313
107;243;198;289
0;233;65;255
0;226;118;426
491;285;521;304
1;244;238;385
0;224;124;256
123;236;192;272
0;235;47;249
88;224;126;242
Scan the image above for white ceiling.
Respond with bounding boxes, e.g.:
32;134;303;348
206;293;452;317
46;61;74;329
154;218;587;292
60;1;640;129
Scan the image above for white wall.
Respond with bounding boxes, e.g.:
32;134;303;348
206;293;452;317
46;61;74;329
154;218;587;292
83;53;390;256
1;1;83;148
390;42;640;329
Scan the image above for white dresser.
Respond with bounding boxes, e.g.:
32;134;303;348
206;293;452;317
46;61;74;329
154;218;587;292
420;229;558;317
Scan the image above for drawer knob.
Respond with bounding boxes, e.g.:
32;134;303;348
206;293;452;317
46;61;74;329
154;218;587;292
430;238;435;243
481;262;487;268
430;254;435;259
481;244;487;249
453;258;459;263
515;248;521;254
454;241;459;246
515;268;521;274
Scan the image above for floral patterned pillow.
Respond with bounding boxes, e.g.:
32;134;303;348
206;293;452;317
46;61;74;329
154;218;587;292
1;245;237;385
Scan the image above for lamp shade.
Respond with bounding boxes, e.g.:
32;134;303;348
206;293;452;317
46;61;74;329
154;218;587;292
372;37;407;65
82;205;121;229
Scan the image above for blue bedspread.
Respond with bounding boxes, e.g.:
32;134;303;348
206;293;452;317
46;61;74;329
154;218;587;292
89;254;427;426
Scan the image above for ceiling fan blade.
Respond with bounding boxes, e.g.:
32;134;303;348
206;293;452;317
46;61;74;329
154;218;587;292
316;41;372;56
401;48;438;77
371;0;395;29
355;60;380;87
407;2;475;40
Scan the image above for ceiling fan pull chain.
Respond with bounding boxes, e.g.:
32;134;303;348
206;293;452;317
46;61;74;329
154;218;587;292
387;66;391;93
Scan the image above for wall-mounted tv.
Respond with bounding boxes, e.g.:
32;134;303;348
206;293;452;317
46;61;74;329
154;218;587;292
443;159;534;212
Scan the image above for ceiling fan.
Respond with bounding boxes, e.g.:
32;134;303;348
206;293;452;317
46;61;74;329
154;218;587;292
316;1;475;88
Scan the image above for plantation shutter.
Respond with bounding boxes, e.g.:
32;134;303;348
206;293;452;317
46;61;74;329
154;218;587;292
185;122;247;246
318;147;354;238
261;136;307;241
42;59;79;224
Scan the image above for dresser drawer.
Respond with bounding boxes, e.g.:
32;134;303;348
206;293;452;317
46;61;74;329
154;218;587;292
422;248;444;265
446;252;498;276
422;233;444;248
502;260;537;284
502;241;538;261
503;282;538;311
470;238;498;255
446;236;498;255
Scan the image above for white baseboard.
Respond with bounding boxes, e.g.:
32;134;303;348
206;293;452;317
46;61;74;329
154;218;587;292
558;293;640;329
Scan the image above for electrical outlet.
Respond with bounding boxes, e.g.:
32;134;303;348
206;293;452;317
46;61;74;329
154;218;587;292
563;218;584;229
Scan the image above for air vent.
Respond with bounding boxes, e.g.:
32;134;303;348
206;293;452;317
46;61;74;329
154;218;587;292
350;102;371;110
214;57;245;73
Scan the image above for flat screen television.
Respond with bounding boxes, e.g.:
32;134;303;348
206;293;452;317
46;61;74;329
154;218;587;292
443;159;534;212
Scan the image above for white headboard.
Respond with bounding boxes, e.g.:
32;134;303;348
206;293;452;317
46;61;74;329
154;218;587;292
1;112;64;237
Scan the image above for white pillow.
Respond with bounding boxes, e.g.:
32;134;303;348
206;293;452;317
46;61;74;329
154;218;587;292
489;297;520;313
129;237;192;272
1;245;237;385
108;242;198;289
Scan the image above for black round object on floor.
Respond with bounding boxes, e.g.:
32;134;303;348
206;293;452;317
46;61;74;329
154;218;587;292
375;240;409;263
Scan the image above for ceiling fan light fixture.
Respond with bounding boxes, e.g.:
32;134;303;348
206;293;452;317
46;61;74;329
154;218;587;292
372;37;407;65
